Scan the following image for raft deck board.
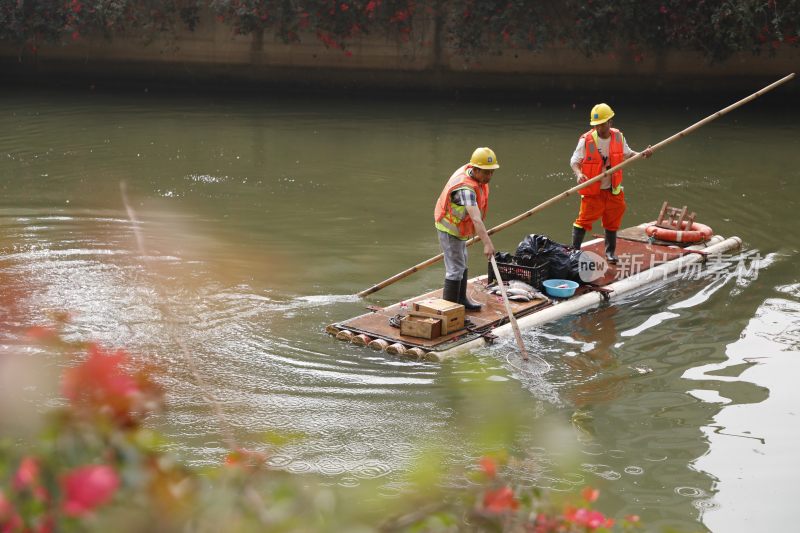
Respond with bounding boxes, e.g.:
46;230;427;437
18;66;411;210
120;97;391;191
330;224;711;353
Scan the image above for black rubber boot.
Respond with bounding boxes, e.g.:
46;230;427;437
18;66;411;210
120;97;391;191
442;278;460;305
605;230;619;264
572;226;586;250
459;269;482;311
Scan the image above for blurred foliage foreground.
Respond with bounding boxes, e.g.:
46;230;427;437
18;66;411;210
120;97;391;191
0;318;643;532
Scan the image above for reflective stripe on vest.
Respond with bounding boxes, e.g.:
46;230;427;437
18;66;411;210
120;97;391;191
434;187;470;236
580;128;625;196
433;165;489;240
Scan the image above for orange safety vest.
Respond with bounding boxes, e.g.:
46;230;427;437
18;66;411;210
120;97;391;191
580;127;624;196
433;164;489;240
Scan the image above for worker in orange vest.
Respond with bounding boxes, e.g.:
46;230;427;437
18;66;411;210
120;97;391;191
434;147;498;311
570;103;652;263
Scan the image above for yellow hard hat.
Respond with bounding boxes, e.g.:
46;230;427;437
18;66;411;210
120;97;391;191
589;103;615;126
469;147;499;169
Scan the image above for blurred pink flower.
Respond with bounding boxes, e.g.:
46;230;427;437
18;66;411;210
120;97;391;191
581;486;599;503
0;490;17;524
61;344;140;423
0;491;23;531
12;457;39;491
61;465;120;517
570;507;612;530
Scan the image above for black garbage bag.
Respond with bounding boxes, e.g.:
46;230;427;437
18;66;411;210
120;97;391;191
515;234;581;282
494;251;515;264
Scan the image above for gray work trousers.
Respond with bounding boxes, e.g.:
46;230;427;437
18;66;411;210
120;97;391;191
437;230;468;281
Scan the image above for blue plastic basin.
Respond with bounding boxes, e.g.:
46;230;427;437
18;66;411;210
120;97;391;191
542;279;579;298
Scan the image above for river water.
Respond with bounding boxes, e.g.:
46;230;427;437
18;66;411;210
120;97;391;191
1;87;798;531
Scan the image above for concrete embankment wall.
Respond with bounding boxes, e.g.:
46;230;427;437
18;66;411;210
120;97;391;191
2;10;797;98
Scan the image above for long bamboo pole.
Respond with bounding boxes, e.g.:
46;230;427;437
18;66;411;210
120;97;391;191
357;73;795;298
489;255;529;360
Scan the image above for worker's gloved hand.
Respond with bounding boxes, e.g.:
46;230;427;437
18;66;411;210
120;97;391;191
576;173;588;184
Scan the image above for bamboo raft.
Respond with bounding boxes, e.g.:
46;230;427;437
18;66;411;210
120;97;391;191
327;222;742;361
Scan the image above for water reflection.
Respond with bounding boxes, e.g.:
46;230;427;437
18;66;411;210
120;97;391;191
564;307;629;410
688;293;800;531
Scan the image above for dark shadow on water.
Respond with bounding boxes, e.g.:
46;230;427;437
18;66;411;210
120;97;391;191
1;64;795;107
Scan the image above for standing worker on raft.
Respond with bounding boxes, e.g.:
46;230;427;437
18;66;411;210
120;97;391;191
570;103;653;263
434;147;498;311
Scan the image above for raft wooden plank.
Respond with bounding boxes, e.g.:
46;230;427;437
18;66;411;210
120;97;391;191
334;286;549;349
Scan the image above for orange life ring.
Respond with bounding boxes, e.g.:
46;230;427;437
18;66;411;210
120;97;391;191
645;221;713;243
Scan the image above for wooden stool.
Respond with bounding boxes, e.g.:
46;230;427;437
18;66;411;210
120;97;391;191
655;201;696;229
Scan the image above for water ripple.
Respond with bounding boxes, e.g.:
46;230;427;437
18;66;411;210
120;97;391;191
353;460;392;479
675;486;707;498
580;463;622;480
692;498;720;511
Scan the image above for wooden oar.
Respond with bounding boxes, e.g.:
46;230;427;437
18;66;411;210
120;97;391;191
357;72;795;298
489;255;529;360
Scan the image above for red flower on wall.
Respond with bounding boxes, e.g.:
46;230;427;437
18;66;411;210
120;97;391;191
390;9;409;23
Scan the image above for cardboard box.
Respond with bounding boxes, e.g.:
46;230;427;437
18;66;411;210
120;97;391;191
412;298;465;335
400;315;442;339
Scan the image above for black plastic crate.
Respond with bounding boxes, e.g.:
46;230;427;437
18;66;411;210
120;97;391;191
487;258;548;288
